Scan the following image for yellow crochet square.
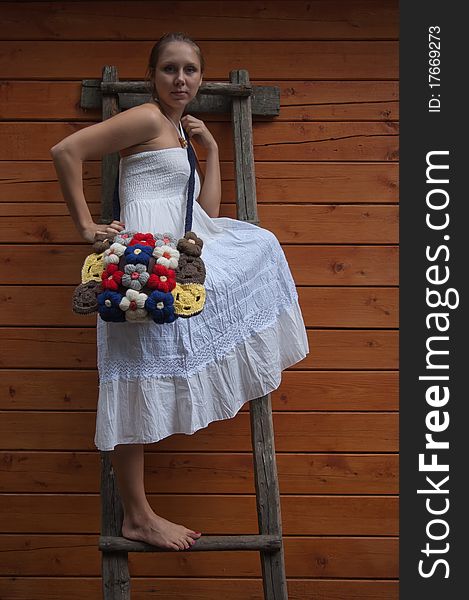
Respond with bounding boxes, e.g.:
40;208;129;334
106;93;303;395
172;283;206;317
81;252;105;284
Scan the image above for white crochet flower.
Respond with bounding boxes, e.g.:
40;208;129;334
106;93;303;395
103;242;126;266
119;289;148;321
152;244;180;269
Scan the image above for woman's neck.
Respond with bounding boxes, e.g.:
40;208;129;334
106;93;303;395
152;98;183;124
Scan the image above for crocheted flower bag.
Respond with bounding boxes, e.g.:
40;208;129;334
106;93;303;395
72;129;207;323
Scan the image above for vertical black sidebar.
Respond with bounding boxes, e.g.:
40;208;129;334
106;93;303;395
400;3;467;599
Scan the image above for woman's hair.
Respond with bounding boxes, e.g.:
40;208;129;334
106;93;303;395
145;32;205;99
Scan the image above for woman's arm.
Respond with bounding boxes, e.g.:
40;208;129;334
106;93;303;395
50;105;164;242
181;115;221;218
196;144;221;218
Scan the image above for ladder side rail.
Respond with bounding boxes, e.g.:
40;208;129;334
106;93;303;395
100;65;131;600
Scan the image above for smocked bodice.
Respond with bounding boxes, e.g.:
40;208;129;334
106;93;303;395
118;146;225;243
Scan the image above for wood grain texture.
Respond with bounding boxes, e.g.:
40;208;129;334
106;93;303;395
0;286;398;327
0;328;397;369
0;80;399;121
0;1;399;40
0;41;398;79
0;370;398;411
0;577;399;600
0;205;399;243
0;411;398;452
0;451;398;494
0;245;398;285
0;161;399;203
0;121;398;161
0;494;398;535
0;535;398;578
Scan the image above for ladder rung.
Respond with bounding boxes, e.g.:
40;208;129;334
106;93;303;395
99;534;282;553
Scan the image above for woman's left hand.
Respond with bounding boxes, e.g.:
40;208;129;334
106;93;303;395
181;115;217;151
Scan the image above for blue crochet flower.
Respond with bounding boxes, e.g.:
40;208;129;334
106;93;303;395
145;290;178;324
124;243;153;266
97;290;125;322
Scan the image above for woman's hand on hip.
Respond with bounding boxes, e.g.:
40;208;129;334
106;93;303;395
80;220;125;243
181;115;218;151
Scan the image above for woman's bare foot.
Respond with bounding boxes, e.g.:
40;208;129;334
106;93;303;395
122;510;202;551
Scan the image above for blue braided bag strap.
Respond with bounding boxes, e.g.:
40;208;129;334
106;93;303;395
183;125;196;234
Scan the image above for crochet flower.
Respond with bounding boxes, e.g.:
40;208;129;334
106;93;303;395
129;233;156;248
121;263;150;291
175;255;206;284
145;290;178;324
114;230;137;247
124;243;153;266
177;231;203;257
73;280;102;315
97;290;125;322
103;242;126;266
154;232;177;248
152;245;180;269
101;264;124;291
119;289;149;321
147;264;176;292
92;232;113;254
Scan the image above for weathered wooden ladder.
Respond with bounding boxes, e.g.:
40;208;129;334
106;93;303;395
81;67;286;600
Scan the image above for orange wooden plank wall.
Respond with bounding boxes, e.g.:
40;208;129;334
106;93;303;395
0;1;399;598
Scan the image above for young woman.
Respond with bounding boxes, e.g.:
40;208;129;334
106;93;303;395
51;32;309;551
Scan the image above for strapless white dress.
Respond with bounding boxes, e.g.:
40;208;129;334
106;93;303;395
94;145;309;451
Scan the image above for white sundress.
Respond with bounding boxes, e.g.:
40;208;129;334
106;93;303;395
94;141;310;451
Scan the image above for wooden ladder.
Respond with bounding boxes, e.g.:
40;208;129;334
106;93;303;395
81;67;286;600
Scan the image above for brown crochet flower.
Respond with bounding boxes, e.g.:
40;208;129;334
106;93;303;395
72;280;103;315
92;232;115;254
175;254;206;284
176;231;203;257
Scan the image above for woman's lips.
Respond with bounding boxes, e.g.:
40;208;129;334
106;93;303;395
172;91;187;96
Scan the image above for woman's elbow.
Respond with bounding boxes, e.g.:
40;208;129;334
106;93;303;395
50;143;66;160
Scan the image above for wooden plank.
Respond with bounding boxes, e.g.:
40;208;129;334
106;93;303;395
0;451;398;494
0;370;398;411
0;121;398;161
285;245;398;285
0;246;398;285
0;41;398;80
0;1;398;40
0;160;101;203
0;411;398;451
299;287;398;327
0;329;397;369
0;577;399;600
0;202;101;217
0;206;399;244
0;494;397;535
0;535;398;578
0;161;399;203
0;80;399;121
0;286;398;327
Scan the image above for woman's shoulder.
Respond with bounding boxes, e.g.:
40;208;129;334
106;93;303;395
124;101;164;123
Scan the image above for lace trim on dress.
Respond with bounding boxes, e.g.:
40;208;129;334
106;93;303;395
97;292;299;383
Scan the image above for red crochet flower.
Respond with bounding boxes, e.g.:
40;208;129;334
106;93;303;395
129;233;156;248
101;264;124;291
147;264;176;293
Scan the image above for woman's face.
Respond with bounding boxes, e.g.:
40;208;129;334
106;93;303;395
153;41;203;106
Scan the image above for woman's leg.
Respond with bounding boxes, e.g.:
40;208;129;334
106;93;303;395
110;443;202;550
